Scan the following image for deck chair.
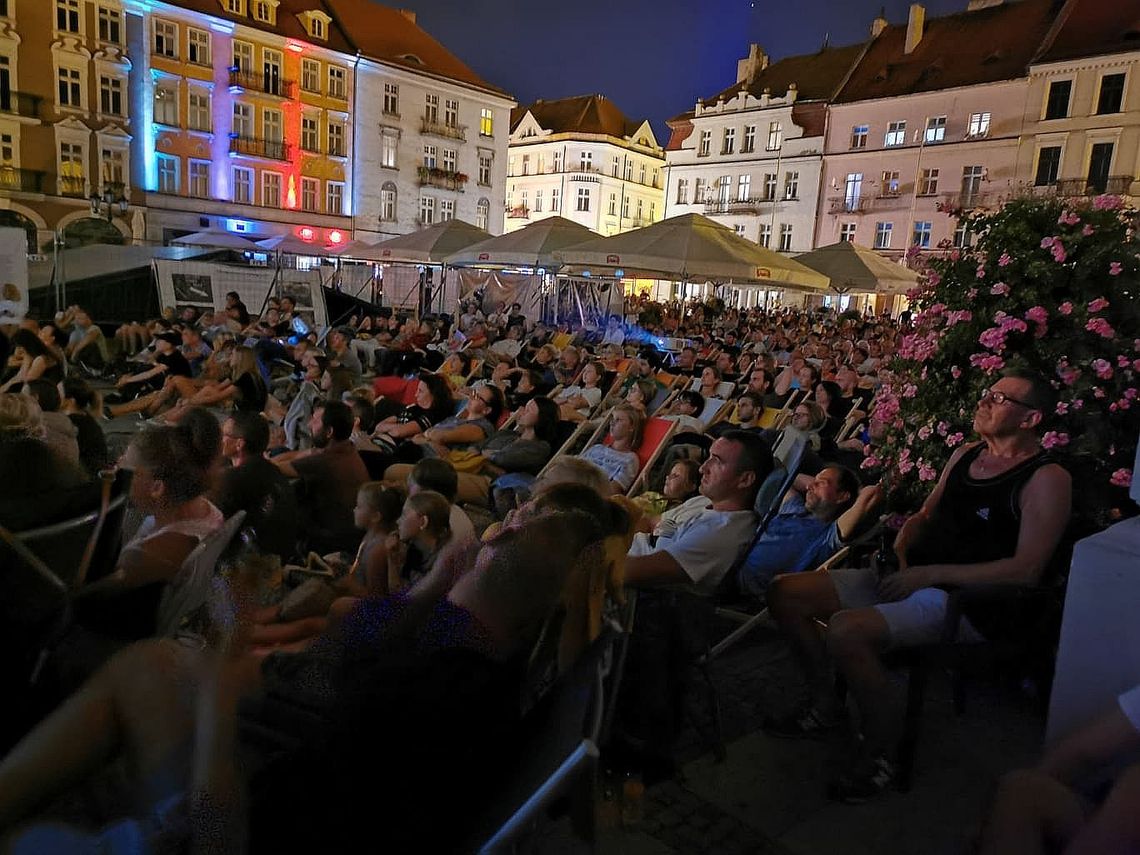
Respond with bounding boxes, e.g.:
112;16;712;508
625;417;679;496
697;397;731;429
154;511;246;638
474;627;616;853
551;332;574;350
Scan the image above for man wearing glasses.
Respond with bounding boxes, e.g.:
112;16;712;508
766;369;1072;802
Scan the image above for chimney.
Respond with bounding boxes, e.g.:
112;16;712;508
399;9;416;24
736;44;769;85
904;3;925;54
870;6;888;37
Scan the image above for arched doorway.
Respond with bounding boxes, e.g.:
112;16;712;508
61;217;126;249
0;209;37;254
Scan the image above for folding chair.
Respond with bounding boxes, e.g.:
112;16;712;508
625;417;679;497
154;511;246;638
697;397;731;429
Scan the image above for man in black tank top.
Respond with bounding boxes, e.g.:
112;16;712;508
766;370;1072;802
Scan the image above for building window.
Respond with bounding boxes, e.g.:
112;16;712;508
479;108;493;136
733;224;746;236
98;7;122;43
621;195;630;218
0;133;13;164
579;150;592;171
419;195;435;224
716;174;731;204
442;148;456;173
758;223;771;248
850;124;868;149
885;120;906;147
636;198;644;222
157;155;179;193
722;127;736;155
232;166;252;204
187;28;210;65
439;198;454;221
536;190;545;213
918;168;939;195
424;93;438;123
698;129;711;156
762;172;776;200
783;171;799;200
188;160;209;198
737;173;751;202
611;155;620;177
924;116;946;143
676;178;689;204
327;122;345;157
966;112;990;138
961;165;984;203
576;187;590;211
328;66;346;99
301;116;319;152
1087;141;1114;193
742;124;756;153
552;150;562;172
444;98;459;128
953;222;973;249
475;197;489;229
188;91;211;131
99;77;123;115
301;59;319;93
912;220;932;248
252;0;274;23
422;144;436;169
649;202;656;222
767;121;783;150
58;67;82;108
840;223;856;242
262;171;282;207
101;148;125;185
154;20;178;59
603;192;613;216
1097;73;1126;115
623;159;632;180
380;130;398;168
778;223;793;251
478;154;491;185
874;221;892;249
57;0;80;33
689;178;703;203
383;83;399;116
1033;145;1061;186
881;170;900;195
232;41;253;73
844;172;863;210
639;163;646;184
380;182;397;221
60;142;84;183
551;188;560;212
299;177;318;211
1044;79;1071;120
231;102;252;138
226;0;244;11
262;108;282;143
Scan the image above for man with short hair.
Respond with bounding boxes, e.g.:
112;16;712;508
180;326;212;377
768;370;1071;801
674;347;698;376
274;399;369;553
214;412;299;558
327;327;362;383
659;390;706;433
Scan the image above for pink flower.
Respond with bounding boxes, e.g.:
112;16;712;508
1082;224;1095;236
917;425;933;440
967;288;978;300
946;432;964;447
1051;242;1067;263
945;310;973;327
950;365;962;379
861;455;881;470
1087;317;1117;338
990;282;1011;296
1109;261;1123;276
897;456;915;474
1025;306;1049;325
1094;387;1107;399
1110;468;1133;488
949;249;961;261
1058;302;1074;315
1058;210;1081;226
976;265;987;279
997;252;1012;267
1093;195;1123;211
917;462;938;482
970;353;1006;373
1055;401;1069;415
1126;388;1139;401
1040;236;1055;248
1092;358;1114;380
1088;297;1110;313
1073;399;1085;410
979;327;1007;351
1042;431;1070;450
936;421;950;436
1118;355;1132;368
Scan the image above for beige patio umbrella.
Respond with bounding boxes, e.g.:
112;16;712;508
256;234;331;255
444;216;597;269
172;229;258;250
359;218;490;264
553;213;829;291
794;240;919;295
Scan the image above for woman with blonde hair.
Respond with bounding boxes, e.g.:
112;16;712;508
161;345;268;422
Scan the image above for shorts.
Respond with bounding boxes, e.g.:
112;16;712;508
828;565;984;648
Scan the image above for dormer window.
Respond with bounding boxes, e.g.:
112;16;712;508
298;10;331;40
224;0;245;14
252;0;277;24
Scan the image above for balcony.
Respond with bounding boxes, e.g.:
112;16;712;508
420;118;466;142
1056;175;1133;197
506;205;529;219
229;135;290;161
872;193;907;210
416;166;468;191
0;167;45;193
57;175;86;197
704;198;782;216
228;68;296;99
827;197;871;214
567;167;601;183
0;91;41;120
938;190;1000;211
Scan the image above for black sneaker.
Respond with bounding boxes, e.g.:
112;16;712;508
763;707;843;740
827;755;898;803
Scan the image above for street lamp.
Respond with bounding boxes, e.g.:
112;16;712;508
89;185;129;221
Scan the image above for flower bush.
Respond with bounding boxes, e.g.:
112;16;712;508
871;195;1140;529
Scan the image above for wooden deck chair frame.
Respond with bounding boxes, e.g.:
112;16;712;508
535;418;600;478
711;400;737;428
625;417;679;497
699;397;733;429
771;389;806;430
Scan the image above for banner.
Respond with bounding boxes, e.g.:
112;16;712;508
0;227;29;326
455;269;543;324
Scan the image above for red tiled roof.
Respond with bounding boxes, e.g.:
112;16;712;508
700;43;867;107
1036;0;1140;64
510;94;649;140
836;0;1059;103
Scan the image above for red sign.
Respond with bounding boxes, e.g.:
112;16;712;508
606;254;620;264
755;267;771;278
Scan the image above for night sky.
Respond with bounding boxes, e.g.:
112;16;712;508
384;0;967;138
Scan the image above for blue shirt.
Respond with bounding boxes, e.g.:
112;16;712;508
737;493;842;596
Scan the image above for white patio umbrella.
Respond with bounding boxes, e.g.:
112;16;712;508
793;240;919;295
256;234;331;255
554;213;829;291
365;218;491;264
171;229;258;250
444;216;597;269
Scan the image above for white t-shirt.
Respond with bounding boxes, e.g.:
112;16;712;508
661;413;705;433
628;503;758;593
490;339;522;360
557;385;603;417
581;444;640;491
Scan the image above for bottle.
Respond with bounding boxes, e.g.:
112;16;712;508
873;530;898;578
621;771;645;827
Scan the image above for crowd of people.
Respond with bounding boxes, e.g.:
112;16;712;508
0;284;1123;853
